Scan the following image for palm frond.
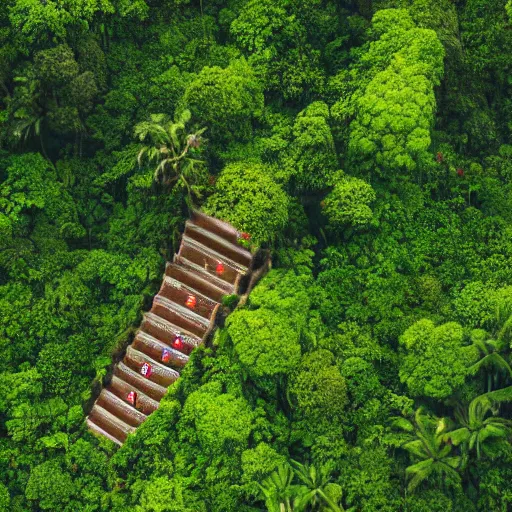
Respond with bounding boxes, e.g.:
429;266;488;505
468;353;512;378
406;459;434;492
390;416;415;432
444;427;470;446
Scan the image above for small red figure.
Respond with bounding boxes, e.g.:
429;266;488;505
216;262;225;275
436;152;443;163
173;334;184;350
457;168;464;177
185;295;197;308
140;362;152;378
241;232;251;241
127;391;137;406
161;348;171;364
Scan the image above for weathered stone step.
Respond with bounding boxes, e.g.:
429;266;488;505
190;209;241;245
151;294;212;338
172;255;236;295
132;330;189;368
185;220;252;268
165;262;228;302
108;375;160;415
140;312;200;354
179;238;244;288
114;362;168;402
87;418;124;446
89;404;135;444
96;388;147;427
158;276;218;320
124;345;180;387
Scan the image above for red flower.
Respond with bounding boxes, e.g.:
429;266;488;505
172;335;184;350
216;262;225;275
436;152;443;163
126;391;137;406
140;363;152;378
186;295;197;308
241;232;251;241
457;168;464;177
161;349;171;363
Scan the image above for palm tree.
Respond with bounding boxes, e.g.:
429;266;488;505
134;109;207;203
392;408;461;492
10;75;49;159
446;386;512;462
467;329;512;392
258;462;345;512
291;461;344;512
258;463;296;512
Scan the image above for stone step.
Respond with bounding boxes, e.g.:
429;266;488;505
89;404;135;444
184;220;252;268
124;345;180;388
151;294;211;338
114;362;168;402
165;262;228;302
108;375;160;415
132;330;189;368
97;388;147;427
158;276;218;321
140;312;201;354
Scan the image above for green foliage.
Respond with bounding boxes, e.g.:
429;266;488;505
225;270;314;382
284;101;337;191
134;477;189;512
227;307;301;378
205;162;289;245
257;461;344;512
333;9;444;178
180;381;255;454
289;350;347;420
1;1;512;510
0;483;9;512
181;58;264;143
394;408;462;492
446;387;512;461
25;460;75;510
230;0;326;101
399;320;468;399
323;174;376;229
241;443;287;498
134;109;208;200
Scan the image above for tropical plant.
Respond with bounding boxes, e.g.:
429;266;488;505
446;387;512;462
467;329;512;392
258;463;296;512
134;109;207;202
392;408;461;492
258;461;345;512
291;460;344;512
10;74;48;158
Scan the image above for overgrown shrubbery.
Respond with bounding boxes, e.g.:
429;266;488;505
1;0;512;510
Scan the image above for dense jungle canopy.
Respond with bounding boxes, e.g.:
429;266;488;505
1;0;512;510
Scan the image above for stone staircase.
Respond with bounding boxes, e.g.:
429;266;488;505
86;211;256;445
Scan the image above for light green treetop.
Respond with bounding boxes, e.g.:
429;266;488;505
204;161;289;245
333;9;444;179
323;173;376;229
399;319;469;399
181;58;264;143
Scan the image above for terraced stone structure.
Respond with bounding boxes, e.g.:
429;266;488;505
86;211;256;445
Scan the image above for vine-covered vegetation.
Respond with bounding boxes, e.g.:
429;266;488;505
1;0;512;510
